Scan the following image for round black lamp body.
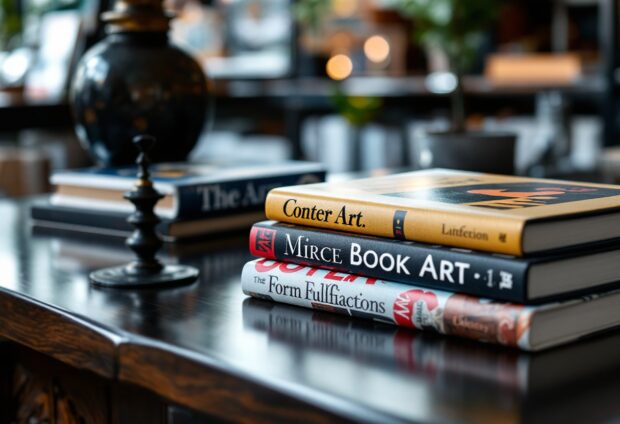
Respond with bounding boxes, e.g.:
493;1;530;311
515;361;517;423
71;0;209;166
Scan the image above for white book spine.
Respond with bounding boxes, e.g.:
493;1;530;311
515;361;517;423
50;194;176;218
241;259;535;350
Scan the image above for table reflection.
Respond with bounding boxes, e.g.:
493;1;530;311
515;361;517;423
243;298;620;423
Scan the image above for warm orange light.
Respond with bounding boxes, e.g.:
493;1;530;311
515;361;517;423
364;35;390;63
326;54;353;80
364;35;390;64
332;0;358;18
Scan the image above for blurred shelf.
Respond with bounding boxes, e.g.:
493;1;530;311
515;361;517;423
0;91;72;132
219;75;604;99
0;75;605;133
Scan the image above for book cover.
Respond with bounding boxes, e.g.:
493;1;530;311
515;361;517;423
265;169;620;255
52;161;326;219
241;258;620;351
249;221;620;303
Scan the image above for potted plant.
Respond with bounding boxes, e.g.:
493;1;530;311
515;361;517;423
397;0;517;174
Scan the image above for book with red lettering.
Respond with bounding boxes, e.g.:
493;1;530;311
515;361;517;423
241;258;620;351
248;220;620;303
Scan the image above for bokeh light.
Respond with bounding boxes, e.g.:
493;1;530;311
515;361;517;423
364;35;390;64
326;54;353;80
332;0;358;18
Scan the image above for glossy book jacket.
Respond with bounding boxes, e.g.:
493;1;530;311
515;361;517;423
248;221;620;303
265;169;620;255
241;258;620;351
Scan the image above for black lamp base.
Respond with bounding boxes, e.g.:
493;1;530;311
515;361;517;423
89;136;200;290
89;264;199;289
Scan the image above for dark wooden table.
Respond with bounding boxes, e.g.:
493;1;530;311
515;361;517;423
2;199;620;423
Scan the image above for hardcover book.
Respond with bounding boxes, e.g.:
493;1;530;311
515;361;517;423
241;258;620;351
249;221;620;303
264;169;620;256
31;202;263;242
51;161;325;219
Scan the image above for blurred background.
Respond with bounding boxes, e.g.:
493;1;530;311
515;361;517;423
1;0;620;196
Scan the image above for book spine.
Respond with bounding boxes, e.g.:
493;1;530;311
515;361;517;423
264;190;524;256
249;223;529;302
241;259;535;350
30;205;173;237
176;171;325;219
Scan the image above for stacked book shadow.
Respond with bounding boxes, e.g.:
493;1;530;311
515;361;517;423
240;169;620;351
31;161;326;242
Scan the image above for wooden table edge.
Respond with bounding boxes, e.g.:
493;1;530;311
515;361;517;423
0;287;124;379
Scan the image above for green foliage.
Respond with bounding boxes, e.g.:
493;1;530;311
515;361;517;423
396;0;499;131
0;0;83;50
293;0;331;34
397;0;498;73
331;88;383;127
0;0;22;49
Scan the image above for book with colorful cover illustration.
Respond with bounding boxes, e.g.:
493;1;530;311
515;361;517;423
51;161;325;219
248;221;620;303
241;258;620;351
264;169;620;256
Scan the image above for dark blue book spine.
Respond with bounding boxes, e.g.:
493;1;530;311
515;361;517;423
31;203;173;235
249;221;530;302
176;171;325;219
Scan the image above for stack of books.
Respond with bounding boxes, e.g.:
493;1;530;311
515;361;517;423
31;161;325;242
241;169;620;351
31;161;325;241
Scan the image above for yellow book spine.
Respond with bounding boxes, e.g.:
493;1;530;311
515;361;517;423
265;191;525;256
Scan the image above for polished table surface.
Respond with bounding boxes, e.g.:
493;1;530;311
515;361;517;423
3;199;620;423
